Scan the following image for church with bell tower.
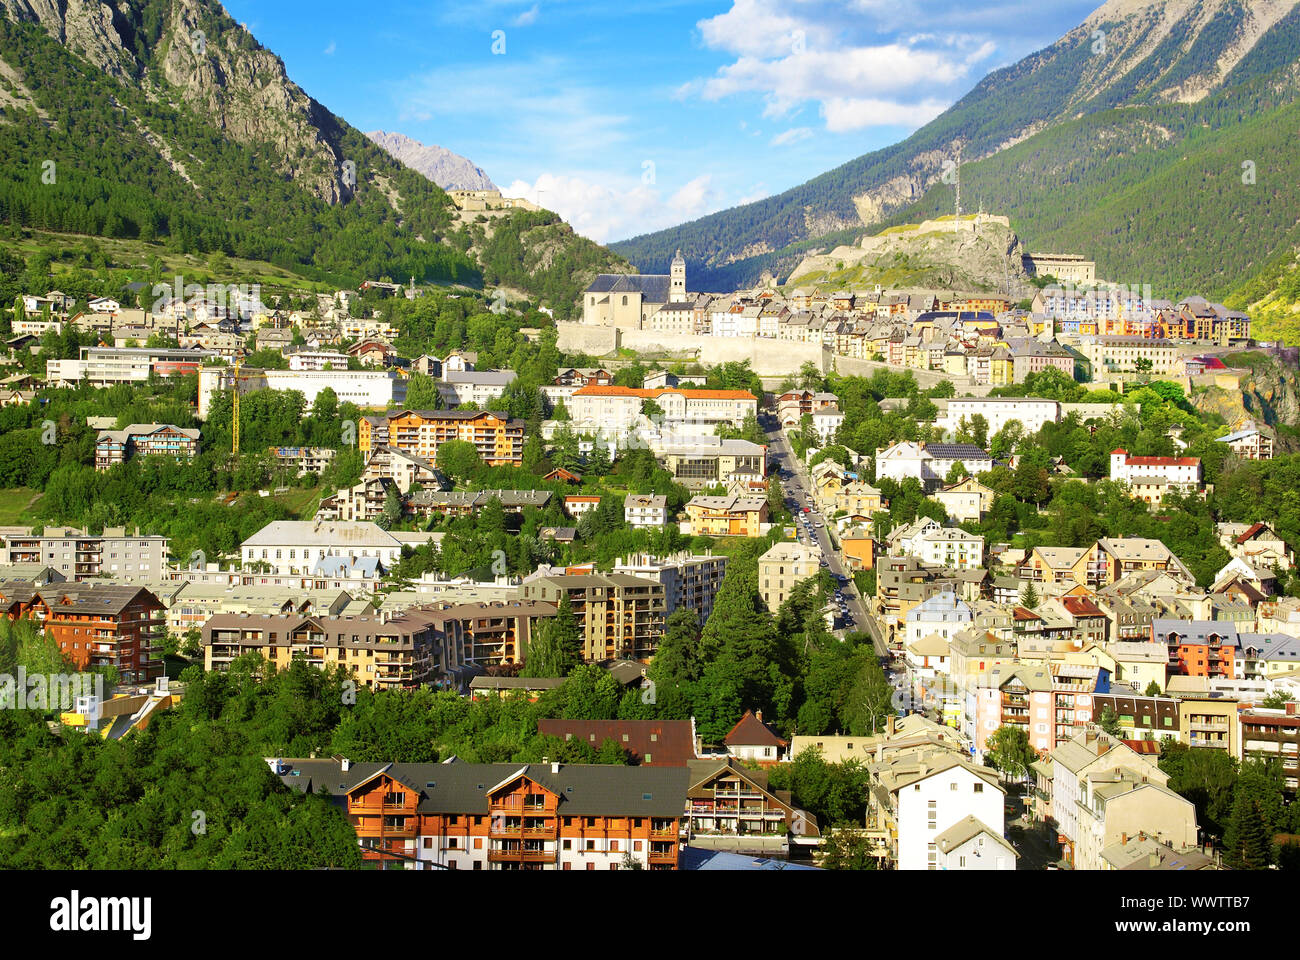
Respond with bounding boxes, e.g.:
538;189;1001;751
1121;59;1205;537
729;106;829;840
581;250;692;328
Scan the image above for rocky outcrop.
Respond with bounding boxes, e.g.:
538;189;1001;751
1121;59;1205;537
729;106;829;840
0;0;137;79
367;130;496;191
1;0;347;203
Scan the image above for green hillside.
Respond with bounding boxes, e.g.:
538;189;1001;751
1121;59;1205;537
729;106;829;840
0;3;629;311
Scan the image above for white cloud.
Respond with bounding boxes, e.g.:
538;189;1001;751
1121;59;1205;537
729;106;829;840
513;4;540;26
697;0;833;58
323;41;337;56
821;96;949;132
503;172;722;243
692;1;999;132
771;126;813;146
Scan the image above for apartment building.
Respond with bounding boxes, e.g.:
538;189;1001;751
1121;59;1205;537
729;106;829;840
1176;692;1239;754
11;583;165;682
865;739;1007;871
437;370;517;408
315;477;400;523
1153;620;1240;680
268;446;336;477
937;397;1060;436
48;345;216;389
656;437;768;491
435;600;557;668
1;527;169;582
683;495;768;537
1240;702;1300;793
518;573;666;662
538;719;700;767
685;757;798;845
202;609;464;689
776;389;840;427
1217;521;1293;571
934;476;997;524
94;423;200;470
1109;450;1202;505
158;583;354;636
758;541;821;613
569;385;758;434
286;349;351;371
894;526;985;570
875;441;994;493
408;489;552;519
240;521;403;577
361;445;445;494
623;494;668;528
359;409;526;467
1074;768;1198;872
276;758;689;870
612;552;727;625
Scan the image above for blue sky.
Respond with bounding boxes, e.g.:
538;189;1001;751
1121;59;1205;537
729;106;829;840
222;0;1101;243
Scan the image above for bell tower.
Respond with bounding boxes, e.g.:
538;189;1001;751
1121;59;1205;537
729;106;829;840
670;249;687;303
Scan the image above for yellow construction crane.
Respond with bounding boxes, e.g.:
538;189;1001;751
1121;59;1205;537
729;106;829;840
232;357;242;455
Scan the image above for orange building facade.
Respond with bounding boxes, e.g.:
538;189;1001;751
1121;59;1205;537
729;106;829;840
4;584;165;682
279;760;689;870
359;410;525;466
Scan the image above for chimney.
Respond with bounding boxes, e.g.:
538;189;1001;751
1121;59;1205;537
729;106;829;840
340;757;350;772
551;761;561;774
755;709;763;722
1121;832;1128;845
1148;851;1160;868
887;715;898;737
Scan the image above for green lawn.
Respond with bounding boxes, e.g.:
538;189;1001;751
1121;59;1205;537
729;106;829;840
0;488;42;525
268;484;326;519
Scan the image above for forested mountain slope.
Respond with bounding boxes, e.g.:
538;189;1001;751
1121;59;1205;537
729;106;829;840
0;0;628;311
612;0;1300;294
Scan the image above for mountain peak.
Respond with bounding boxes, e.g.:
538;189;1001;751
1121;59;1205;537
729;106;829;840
367;130;497;192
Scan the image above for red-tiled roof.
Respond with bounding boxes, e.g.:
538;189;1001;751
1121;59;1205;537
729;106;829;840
1235;522;1269;545
1117;453;1201;467
724;710;788;748
1122;739;1162;755
571;385;757;401
1062;597;1105;617
536;719;698;766
1012;606;1041;621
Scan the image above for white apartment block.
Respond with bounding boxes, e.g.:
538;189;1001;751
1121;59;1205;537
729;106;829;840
437;371;517;408
938;397;1060;437
895;526;985;570
198;366;406;417
624;494;668;528
870;746;1006;871
288;350;351;371
1109;450;1202;489
240;521;402;576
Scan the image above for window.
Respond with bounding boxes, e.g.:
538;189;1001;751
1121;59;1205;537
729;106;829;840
973;783;983;793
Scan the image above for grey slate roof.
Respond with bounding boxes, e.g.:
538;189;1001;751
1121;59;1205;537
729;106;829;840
586;274;672;304
276;759;690;817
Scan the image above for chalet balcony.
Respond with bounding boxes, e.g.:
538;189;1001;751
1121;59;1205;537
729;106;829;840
488;849;555;864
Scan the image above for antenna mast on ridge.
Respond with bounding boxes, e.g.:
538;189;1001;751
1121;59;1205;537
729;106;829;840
954;144;963;232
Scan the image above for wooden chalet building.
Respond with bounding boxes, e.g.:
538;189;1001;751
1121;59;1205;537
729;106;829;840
274;759;690;870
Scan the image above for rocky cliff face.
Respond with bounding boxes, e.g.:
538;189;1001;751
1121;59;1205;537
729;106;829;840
367;130;496;192
786;217;1031;296
1;0;346;203
1192;350;1300;427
